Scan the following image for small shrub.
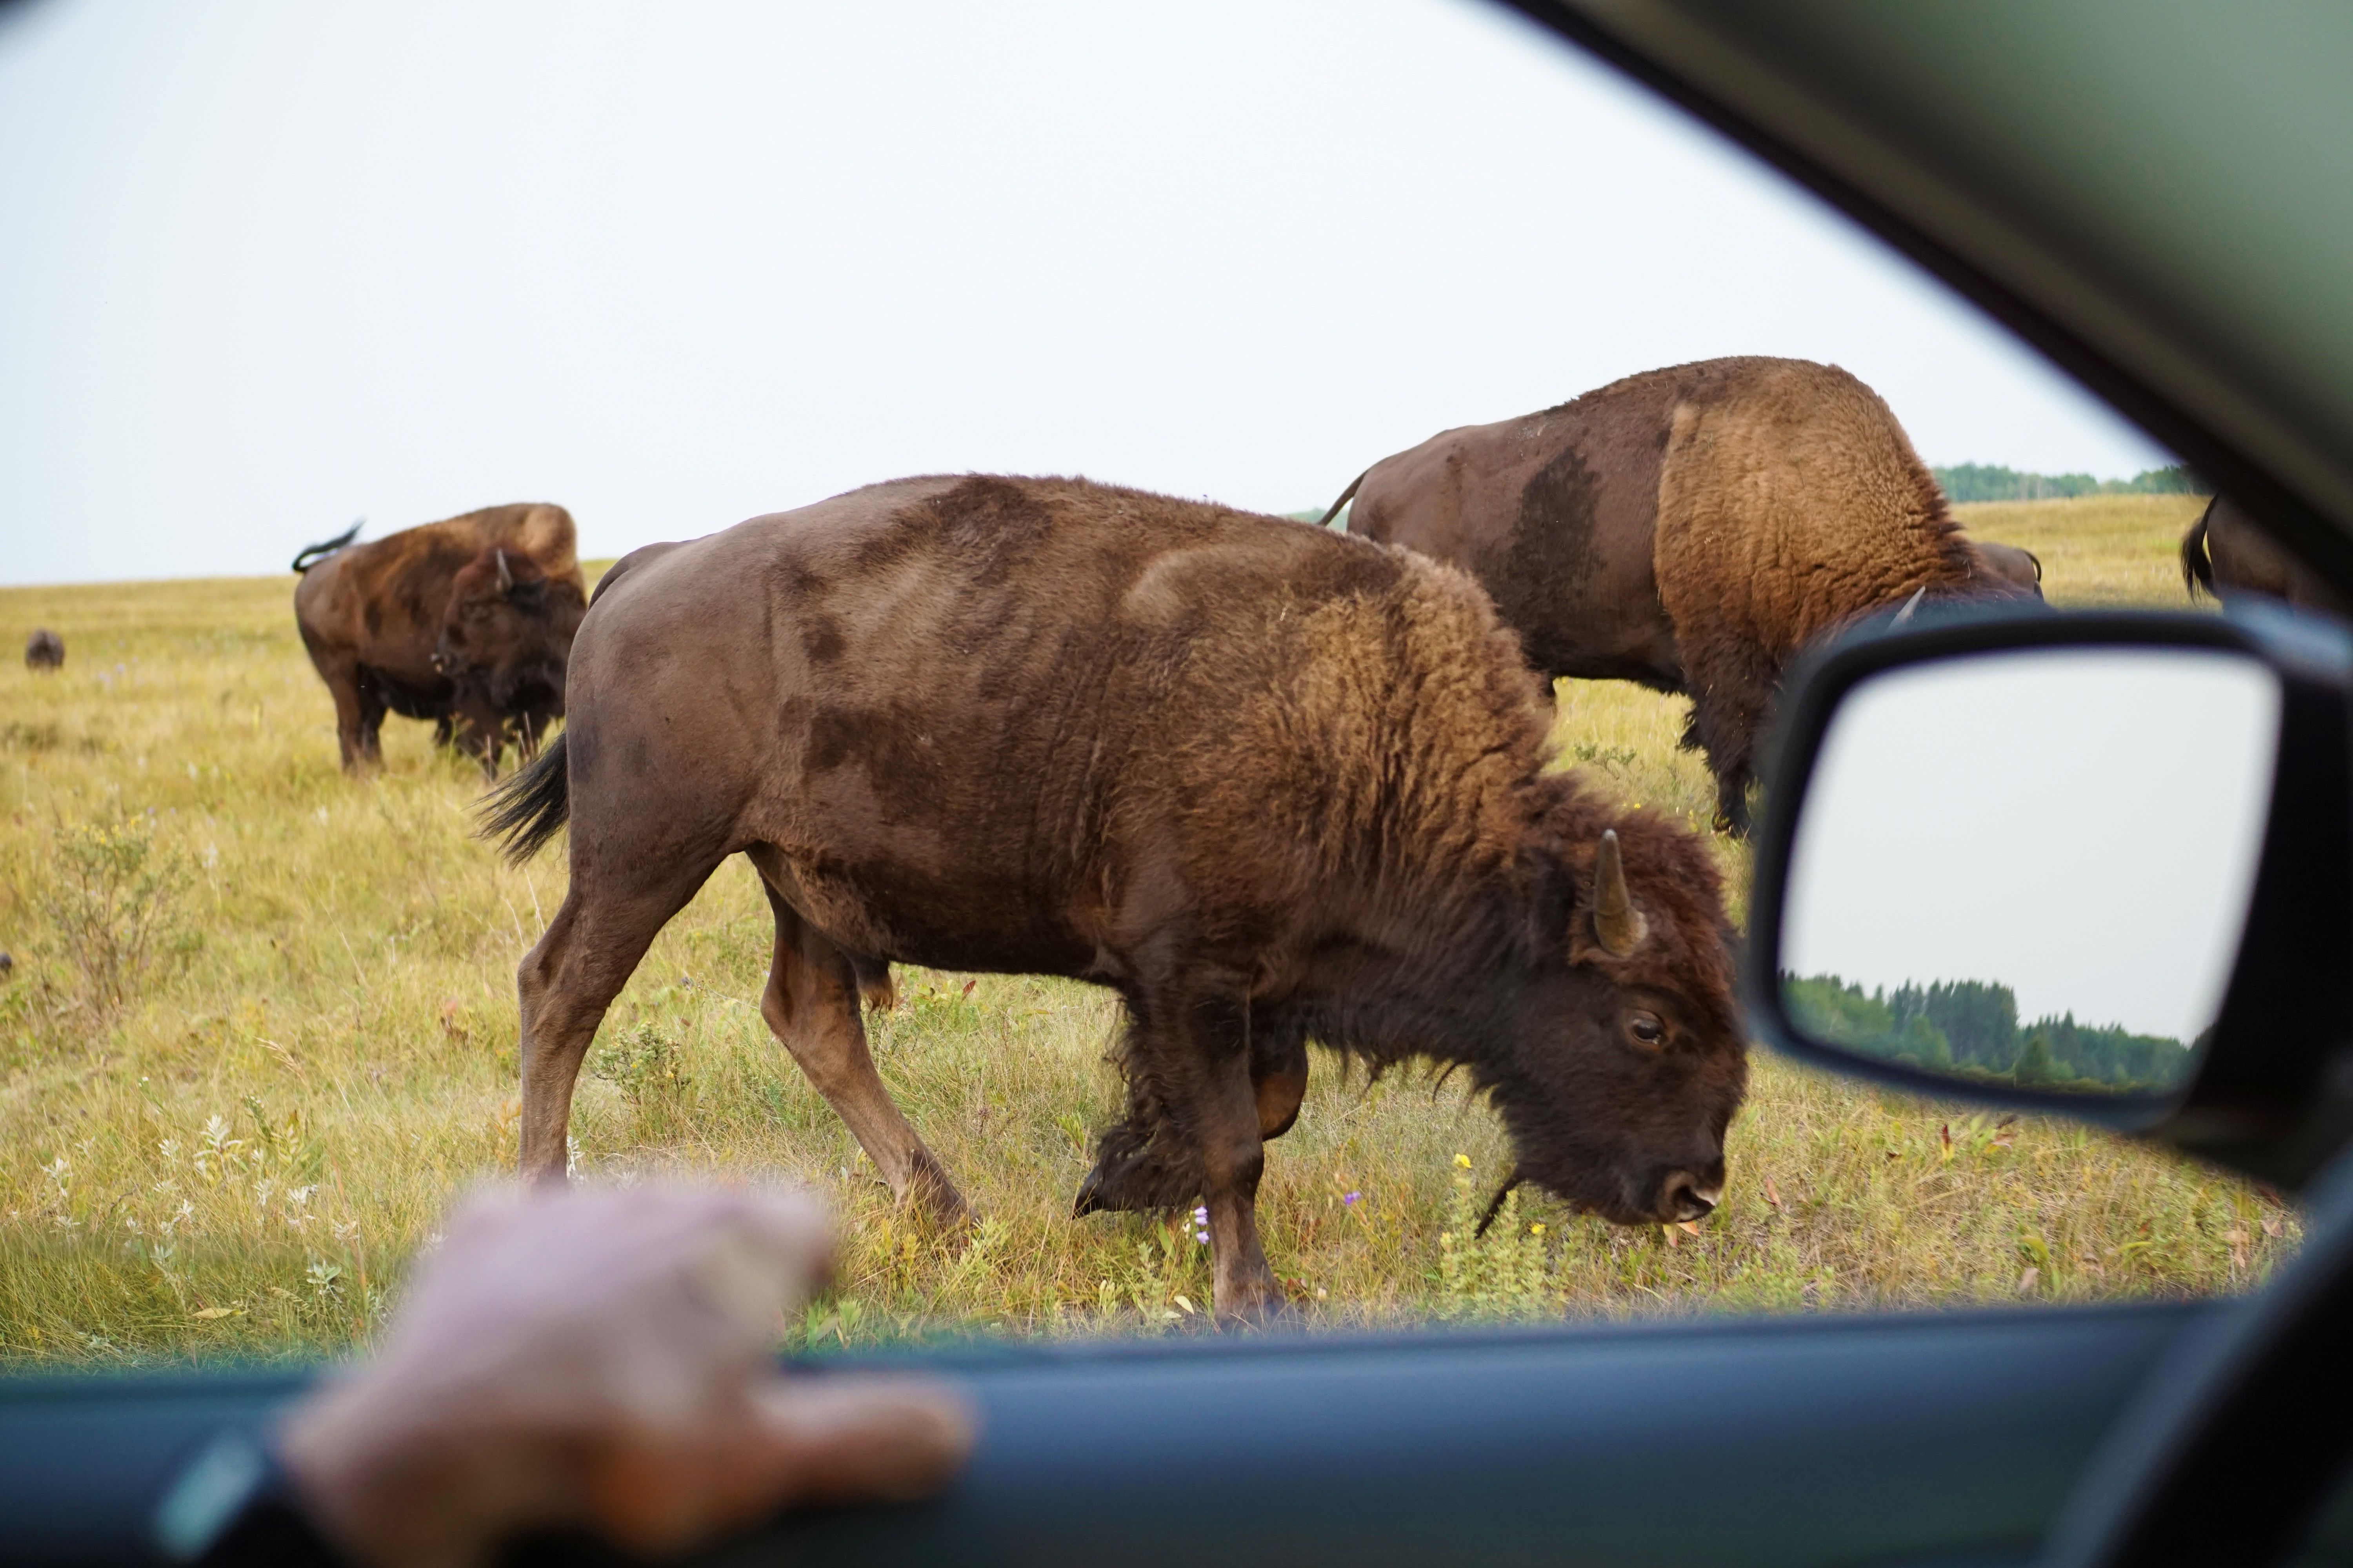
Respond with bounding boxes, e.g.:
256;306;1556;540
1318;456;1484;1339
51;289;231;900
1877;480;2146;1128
1437;1156;1557;1320
39;815;189;1021
589;1022;695;1142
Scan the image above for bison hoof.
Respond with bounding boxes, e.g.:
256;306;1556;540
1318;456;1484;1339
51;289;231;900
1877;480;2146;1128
1213;1279;1289;1328
905;1153;972;1228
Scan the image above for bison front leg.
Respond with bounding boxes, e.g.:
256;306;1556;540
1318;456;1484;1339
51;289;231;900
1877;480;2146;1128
1076;1010;1308;1215
1186;995;1283;1323
1250;1011;1309;1140
453;698;506;781
1098;987;1281;1324
1682;681;1766;839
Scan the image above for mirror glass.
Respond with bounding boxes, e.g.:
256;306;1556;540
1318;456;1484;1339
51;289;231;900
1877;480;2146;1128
1780;648;2279;1097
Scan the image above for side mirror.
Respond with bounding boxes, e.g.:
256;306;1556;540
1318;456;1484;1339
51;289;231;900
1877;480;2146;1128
1748;604;2353;1192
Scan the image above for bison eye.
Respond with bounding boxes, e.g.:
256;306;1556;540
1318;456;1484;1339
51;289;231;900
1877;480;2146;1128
1626;1011;1667;1048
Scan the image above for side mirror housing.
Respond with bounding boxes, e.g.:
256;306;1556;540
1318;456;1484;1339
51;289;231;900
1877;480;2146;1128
1747;603;2353;1191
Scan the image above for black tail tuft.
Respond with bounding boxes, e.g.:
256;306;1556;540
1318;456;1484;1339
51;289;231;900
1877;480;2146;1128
479;732;571;864
2181;501;2217;601
291;521;363;574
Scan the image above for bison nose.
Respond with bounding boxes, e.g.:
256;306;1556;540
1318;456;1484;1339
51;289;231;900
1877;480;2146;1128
1659;1170;1720;1223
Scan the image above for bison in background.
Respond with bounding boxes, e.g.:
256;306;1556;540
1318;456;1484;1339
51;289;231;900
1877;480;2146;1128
484;474;1747;1322
2182;494;2348;617
1324;356;2038;836
435;546;579;766
1970;541;2043;594
293;503;588;776
24;630;64;671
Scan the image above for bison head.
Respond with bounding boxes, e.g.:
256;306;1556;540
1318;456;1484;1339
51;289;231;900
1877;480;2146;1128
1479;814;1747;1229
433;547;582;709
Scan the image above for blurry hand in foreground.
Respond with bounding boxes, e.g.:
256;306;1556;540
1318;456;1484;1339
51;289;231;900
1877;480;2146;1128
276;1184;974;1568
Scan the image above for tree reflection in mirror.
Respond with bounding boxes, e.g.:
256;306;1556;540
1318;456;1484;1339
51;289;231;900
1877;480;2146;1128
1780;649;2279;1096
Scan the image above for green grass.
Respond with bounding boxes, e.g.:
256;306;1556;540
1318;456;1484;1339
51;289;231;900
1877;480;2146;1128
0;492;2294;1363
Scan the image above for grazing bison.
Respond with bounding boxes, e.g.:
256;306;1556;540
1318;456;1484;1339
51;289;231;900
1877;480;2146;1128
1324;357;2036;835
1971;541;2044;594
2182;494;2348;616
292;504;588;775
485;475;1747;1321
24;629;64;671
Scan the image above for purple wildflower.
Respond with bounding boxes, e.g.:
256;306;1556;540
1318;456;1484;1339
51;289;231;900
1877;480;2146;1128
1342;1191;1361;1207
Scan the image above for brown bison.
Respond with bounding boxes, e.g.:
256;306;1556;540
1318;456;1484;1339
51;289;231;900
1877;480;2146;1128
1323;357;2037;835
24;630;63;671
2182;494;2347;616
484;475;1747;1321
292;504;589;776
1971;541;2043;594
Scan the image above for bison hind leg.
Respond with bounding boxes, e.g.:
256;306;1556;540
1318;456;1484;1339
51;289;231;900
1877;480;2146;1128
1074;1117;1200;1216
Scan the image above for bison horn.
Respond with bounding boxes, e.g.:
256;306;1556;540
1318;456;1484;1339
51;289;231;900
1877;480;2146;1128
1891;585;1926;626
1592;828;1647;957
494;548;514;593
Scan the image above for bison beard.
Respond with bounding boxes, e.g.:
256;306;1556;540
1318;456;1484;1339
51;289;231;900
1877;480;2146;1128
487;474;1746;1321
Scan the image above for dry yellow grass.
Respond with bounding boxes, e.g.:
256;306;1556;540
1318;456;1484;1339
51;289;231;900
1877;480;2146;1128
0;494;2293;1363
1955;492;2209;608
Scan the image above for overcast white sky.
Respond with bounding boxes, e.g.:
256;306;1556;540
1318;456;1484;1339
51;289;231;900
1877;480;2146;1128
0;0;2173;586
1784;650;2277;1044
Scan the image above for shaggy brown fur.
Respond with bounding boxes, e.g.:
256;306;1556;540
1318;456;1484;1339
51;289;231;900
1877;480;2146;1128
292;503;588;775
485;475;1746;1321
2182;495;2348;616
1334;357;2035;834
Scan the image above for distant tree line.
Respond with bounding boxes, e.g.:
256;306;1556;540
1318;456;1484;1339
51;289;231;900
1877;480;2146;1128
1932;463;2206;503
1782;974;2193;1094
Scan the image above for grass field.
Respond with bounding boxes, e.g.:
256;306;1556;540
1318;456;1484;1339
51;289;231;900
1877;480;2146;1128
0;492;2296;1364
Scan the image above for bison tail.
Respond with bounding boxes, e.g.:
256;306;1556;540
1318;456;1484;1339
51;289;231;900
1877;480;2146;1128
480;731;571;864
1313;469;1370;531
2182;502;2217;601
290;520;363;574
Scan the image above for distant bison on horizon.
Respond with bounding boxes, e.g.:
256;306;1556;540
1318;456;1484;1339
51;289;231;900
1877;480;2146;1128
292;504;588;776
24;629;63;671
486;474;1748;1321
1323;357;2039;835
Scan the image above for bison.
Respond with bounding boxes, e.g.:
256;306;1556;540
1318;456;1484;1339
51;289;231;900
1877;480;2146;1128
2181;494;2348;616
292;504;589;776
1322;356;2037;835
24;630;63;671
483;474;1747;1321
1971;541;2044;594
